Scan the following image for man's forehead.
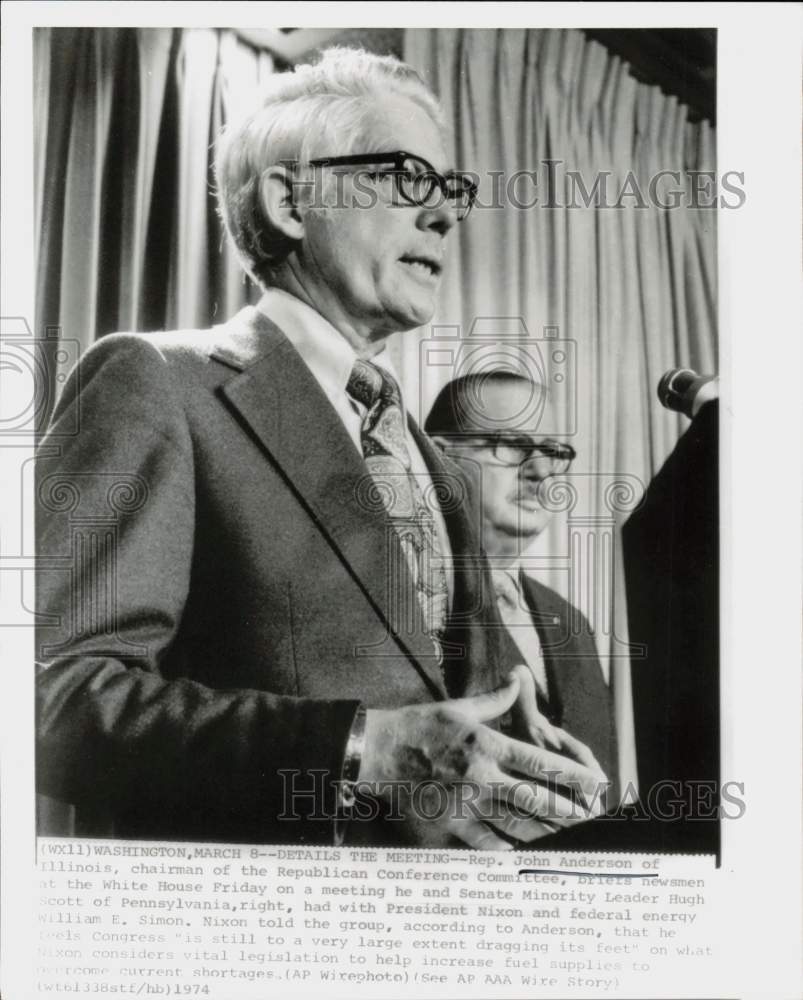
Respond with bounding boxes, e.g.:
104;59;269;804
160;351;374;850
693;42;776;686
370;95;451;171
459;379;553;434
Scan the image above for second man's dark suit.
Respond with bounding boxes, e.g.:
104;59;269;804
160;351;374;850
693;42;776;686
501;573;618;798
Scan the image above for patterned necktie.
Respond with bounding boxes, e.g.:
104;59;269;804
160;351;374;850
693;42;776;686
493;568;550;699
347;359;448;640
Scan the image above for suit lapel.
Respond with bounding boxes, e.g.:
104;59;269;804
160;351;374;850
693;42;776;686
518;574;567;718
520;574;617;785
211;308;447;698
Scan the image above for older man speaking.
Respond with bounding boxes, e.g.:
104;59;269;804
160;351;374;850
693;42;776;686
36;48;605;848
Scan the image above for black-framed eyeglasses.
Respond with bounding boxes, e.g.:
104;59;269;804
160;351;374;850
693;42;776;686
306;150;478;221
448;434;577;474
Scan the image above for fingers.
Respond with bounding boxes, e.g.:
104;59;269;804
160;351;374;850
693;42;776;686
447;816;514;851
488;810;560;843
447;812;562;848
444;770;595;842
444;764;605;848
451;673;521;723
497;774;592;826
508;663;562;750
493;732;609;812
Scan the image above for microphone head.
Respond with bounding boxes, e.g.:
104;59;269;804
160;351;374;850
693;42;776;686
658;368;717;419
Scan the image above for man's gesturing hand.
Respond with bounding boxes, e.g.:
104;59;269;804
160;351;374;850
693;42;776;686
361;674;608;850
507;661;607;773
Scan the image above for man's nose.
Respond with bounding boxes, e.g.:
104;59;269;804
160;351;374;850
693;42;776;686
520;455;551;482
417;196;458;236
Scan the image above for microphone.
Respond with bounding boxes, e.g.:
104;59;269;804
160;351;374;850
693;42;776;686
658;368;719;419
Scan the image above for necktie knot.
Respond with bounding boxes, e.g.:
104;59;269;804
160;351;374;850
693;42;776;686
493;568;521;612
347;359;401;410
493;568;550;700
348;359;409;469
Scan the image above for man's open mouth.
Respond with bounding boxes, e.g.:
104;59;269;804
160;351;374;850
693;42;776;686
399;254;442;278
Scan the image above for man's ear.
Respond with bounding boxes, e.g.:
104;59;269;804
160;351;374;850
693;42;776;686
258;166;305;243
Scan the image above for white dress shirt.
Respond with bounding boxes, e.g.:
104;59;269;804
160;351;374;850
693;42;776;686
256;287;454;603
492;563;549;699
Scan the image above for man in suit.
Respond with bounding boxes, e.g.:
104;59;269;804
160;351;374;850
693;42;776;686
36;48;605;848
425;372;618;798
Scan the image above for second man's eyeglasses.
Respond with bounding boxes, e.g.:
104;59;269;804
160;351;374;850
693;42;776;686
449;434;577;474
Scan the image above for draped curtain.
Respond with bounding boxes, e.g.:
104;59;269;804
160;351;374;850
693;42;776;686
401;29;717;793
35;27;275;359
35;27;716;813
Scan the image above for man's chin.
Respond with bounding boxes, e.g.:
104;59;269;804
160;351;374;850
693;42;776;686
517;499;546;517
403;307;437;332
516;508;550;537
384;291;437;332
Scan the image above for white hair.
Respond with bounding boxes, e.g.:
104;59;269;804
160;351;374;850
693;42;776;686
214;47;445;287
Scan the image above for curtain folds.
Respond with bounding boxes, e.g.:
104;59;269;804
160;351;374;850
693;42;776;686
34;27;273;359
403;28;718;794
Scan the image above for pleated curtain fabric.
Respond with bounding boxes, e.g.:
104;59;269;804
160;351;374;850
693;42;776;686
34;27;276;364
401;28;718;795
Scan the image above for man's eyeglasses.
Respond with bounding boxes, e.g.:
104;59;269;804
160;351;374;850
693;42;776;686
306;151;478;221
447;434;577;474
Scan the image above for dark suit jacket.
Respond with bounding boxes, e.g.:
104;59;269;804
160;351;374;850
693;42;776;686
502;574;618;798
35;306;504;845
